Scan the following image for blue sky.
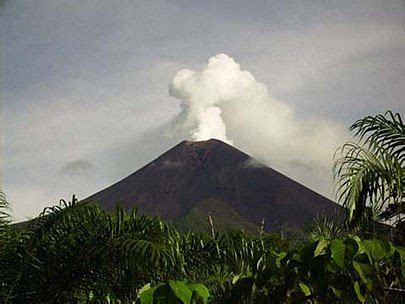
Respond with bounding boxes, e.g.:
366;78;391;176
1;0;404;221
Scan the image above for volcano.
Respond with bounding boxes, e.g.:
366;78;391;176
85;139;344;232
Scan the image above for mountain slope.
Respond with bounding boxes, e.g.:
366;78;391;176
85;139;344;232
174;198;260;234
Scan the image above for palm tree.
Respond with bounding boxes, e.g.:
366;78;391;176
333;111;404;230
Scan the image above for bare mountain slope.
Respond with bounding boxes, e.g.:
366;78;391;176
85;139;344;231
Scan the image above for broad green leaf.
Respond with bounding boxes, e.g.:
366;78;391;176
189;283;210;304
352;261;373;291
354;281;365;303
138;284;155;304
331;239;345;268
314;239;329;257
169;280;193;304
343;237;358;260
363;239;394;261
299;282;311;296
351;235;365;254
139;283;152;293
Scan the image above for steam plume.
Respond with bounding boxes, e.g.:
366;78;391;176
169;54;256;144
168;53;348;197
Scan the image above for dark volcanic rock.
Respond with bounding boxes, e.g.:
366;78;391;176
84;139;344;231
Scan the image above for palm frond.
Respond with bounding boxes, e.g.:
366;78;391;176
334;111;404;228
350;110;405;164
308;214;344;241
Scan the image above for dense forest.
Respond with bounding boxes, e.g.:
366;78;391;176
0;111;403;303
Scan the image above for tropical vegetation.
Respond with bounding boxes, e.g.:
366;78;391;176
0;196;403;303
0;111;403;303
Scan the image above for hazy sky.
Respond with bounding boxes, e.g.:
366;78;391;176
1;0;404;221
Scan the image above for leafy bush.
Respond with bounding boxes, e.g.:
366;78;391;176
221;236;404;303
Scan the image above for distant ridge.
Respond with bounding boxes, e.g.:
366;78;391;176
85;139;344;232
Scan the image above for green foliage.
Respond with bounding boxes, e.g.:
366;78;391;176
0;196;403;303
137;281;210;304
330;238;345;268
334;110;404;228
307;214;344;241
217;236;404;303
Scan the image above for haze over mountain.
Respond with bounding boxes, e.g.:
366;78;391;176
85;139;343;232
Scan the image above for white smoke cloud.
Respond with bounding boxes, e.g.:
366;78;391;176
193;106;230;144
168;53;348;197
169;54;257;144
